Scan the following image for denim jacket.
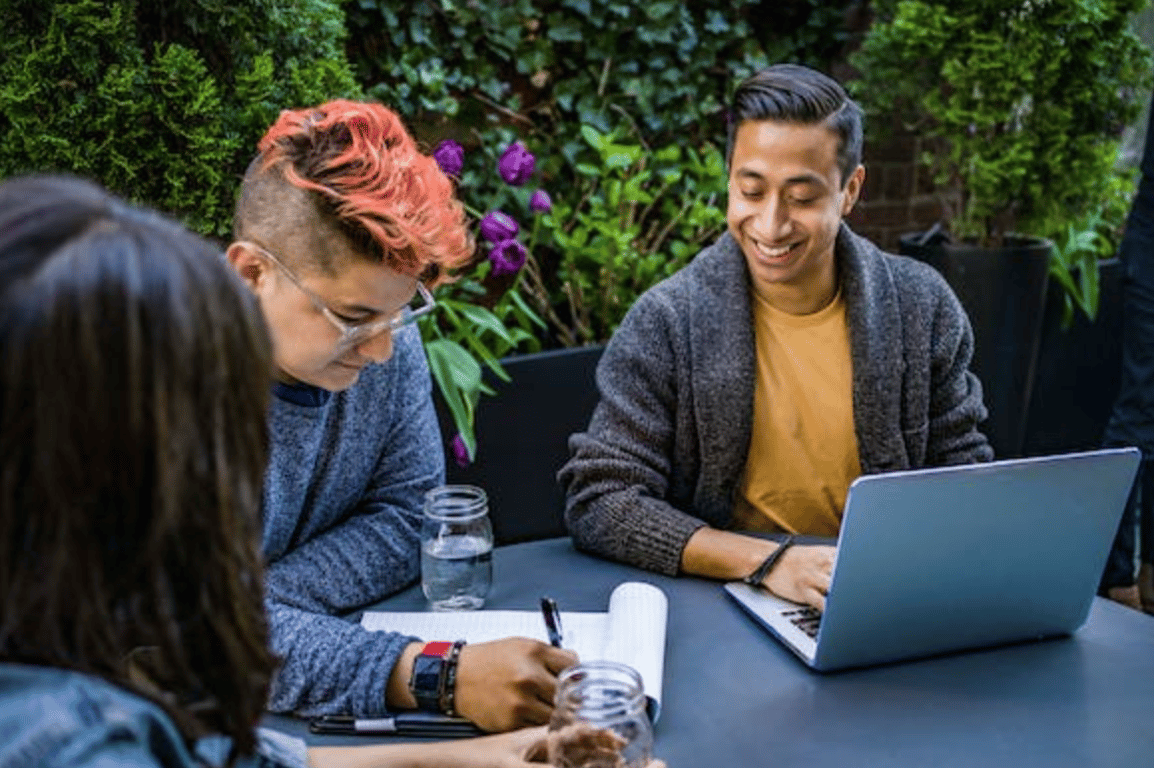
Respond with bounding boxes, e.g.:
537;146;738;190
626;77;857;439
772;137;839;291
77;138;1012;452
0;663;308;768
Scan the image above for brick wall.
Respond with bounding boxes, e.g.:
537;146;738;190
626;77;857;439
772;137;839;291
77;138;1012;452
833;2;961;253
846;124;961;253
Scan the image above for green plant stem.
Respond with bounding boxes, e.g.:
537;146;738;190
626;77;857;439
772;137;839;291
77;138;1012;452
522;251;577;347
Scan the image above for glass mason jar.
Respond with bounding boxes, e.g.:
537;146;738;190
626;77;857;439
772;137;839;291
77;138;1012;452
547;661;654;768
420;484;493;611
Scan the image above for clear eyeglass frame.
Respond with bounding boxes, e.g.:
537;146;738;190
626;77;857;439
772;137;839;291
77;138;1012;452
238;240;436;349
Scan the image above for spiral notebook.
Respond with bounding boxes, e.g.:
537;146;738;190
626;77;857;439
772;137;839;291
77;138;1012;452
361;580;668;721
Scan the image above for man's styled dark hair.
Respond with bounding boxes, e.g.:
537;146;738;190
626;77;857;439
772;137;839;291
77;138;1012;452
0;175;278;758
727;63;864;188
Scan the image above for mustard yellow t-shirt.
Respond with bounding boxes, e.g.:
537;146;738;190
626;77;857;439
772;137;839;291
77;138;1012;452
732;288;861;536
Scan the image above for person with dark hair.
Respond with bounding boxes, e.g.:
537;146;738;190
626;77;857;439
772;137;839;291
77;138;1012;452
560;64;992;610
224;100;576;730
0;173;567;767
1100;87;1154;615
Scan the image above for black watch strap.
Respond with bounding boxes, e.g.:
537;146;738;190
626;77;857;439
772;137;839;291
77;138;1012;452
409;641;452;712
743;535;796;587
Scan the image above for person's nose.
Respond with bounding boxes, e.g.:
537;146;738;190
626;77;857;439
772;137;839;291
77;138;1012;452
355;327;394;364
754;196;793;241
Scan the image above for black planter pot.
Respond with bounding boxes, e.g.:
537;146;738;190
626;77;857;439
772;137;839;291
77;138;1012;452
899;233;1053;459
1021;258;1124;457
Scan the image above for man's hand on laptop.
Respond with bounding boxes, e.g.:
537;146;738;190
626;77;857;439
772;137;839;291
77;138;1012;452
764;544;836;611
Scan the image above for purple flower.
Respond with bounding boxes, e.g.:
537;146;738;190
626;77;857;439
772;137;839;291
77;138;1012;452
489;238;528;276
497;142;536;186
529;189;553;213
433;139;464;177
479;210;520;244
450;433;471;467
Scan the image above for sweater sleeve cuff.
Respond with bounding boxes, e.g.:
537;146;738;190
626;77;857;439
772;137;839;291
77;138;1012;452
630;515;707;576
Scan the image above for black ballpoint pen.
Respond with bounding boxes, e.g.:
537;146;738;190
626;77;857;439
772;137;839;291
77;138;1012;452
540;595;564;648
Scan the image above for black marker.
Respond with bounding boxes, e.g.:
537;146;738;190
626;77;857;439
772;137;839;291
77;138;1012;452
309;712;481;738
540;595;564;648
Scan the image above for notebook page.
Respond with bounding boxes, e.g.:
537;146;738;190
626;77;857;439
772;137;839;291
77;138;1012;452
600;582;667;713
360;609;609;662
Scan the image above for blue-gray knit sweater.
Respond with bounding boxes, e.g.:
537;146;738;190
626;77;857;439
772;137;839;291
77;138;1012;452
261;325;443;717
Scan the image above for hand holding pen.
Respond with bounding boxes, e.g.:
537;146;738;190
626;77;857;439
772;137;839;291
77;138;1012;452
453;637;576;731
540;596;564;648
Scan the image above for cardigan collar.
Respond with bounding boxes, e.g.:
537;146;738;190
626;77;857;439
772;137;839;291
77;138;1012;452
686;224;910;485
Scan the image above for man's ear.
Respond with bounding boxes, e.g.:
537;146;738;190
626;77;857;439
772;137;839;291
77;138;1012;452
840;164;866;216
226;242;267;294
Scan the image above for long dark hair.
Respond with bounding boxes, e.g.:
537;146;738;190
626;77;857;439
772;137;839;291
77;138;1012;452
0;175;278;756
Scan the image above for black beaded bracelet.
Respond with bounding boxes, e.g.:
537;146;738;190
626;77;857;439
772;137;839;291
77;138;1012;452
743;535;796;587
439;639;467;716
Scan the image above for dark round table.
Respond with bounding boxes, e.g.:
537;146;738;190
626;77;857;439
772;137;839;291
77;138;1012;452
266;537;1154;767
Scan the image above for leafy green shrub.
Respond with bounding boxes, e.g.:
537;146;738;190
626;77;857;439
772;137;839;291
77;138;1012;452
0;0;360;236
850;0;1151;247
346;1;862;357
531;124;728;346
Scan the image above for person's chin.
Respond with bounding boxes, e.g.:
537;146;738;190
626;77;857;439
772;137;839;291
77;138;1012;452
281;362;361;392
325;361;363;390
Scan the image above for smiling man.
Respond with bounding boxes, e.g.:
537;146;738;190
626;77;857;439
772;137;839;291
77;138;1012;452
228;100;575;728
560;64;993;610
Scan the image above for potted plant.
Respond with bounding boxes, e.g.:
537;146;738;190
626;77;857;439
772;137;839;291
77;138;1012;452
1022;168;1137;456
850;0;1150;457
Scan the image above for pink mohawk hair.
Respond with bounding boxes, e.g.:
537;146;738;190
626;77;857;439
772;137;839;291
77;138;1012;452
257;99;472;280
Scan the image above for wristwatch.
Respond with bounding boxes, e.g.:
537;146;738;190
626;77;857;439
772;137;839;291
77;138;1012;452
409;641;453;712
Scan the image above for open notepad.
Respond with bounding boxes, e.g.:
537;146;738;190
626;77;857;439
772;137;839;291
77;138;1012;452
361;581;668;721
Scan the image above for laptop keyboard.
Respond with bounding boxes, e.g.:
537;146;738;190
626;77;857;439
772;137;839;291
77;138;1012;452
783;607;822;639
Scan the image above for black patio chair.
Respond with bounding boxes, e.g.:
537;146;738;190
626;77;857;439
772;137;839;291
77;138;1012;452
435;345;605;545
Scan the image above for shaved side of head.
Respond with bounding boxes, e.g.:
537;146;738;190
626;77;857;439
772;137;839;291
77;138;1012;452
233;159;346;276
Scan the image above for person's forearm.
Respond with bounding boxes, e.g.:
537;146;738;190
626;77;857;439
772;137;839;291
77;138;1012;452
264;600;416;716
309;726;547;768
309;742;456;768
680;527;779;581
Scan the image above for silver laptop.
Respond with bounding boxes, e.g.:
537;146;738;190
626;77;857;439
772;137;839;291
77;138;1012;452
724;447;1141;671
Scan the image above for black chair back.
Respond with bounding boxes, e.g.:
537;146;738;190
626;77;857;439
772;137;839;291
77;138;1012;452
435;345;604;545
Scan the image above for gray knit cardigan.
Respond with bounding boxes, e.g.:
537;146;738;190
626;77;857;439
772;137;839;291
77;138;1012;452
559;224;993;575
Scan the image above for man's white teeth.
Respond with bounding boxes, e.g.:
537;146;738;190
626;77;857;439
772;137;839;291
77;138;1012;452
759;241;794;258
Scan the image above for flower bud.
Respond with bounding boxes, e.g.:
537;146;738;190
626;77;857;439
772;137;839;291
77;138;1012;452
498;141;536;186
489;238;528;276
433;139;464;177
480;210;520;244
529;189;553;213
450;433;471;467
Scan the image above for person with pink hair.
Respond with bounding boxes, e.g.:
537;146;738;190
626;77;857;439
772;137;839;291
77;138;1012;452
226;100;576;730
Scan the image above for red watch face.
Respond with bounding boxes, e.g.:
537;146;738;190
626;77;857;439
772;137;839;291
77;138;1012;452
422;641;453;658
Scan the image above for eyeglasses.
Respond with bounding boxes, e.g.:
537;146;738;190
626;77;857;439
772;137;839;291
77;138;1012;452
239;241;436;349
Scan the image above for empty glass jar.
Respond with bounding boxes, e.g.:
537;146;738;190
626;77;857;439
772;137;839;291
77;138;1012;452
547;661;654;768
